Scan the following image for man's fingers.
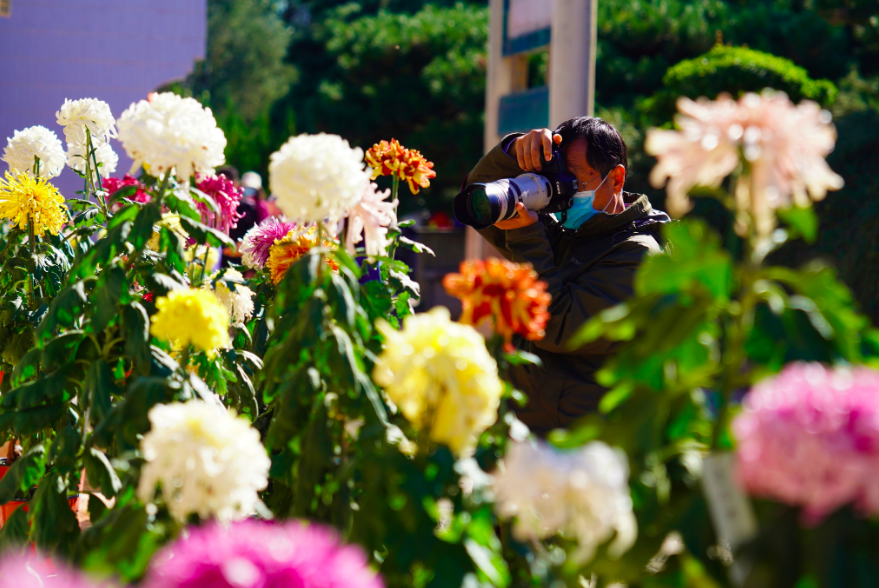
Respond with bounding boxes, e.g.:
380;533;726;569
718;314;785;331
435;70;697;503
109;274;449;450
516;136;529;170
553;133;562;145
530;135;543;170
542;131;553;161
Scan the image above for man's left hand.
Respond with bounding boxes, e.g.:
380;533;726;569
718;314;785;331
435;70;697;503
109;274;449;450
495;202;538;230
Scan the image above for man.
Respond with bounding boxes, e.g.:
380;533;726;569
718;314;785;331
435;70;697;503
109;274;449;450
467;117;670;435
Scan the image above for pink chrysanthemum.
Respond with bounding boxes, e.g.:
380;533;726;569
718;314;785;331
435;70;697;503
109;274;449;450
0;551;104;588
143;519;384;588
734;362;879;521
239;216;298;269
102;173;150;206
195;173;244;234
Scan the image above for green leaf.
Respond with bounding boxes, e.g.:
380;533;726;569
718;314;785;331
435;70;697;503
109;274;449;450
179;216;235;248
11;346;41;385
164;188;201;221
107;203;140;230
36;280;89;340
83;447;122;498
92;266;128;332
30;471;79;555
637;220;733;302
0;504;30;548
85;360;120;428
777;204;818;244
41;331;85;372
0;444;45;503
398;235;436;256
48;426;81;475
129;202;162;250
2;364;73;410
122;303;151;375
9;403;68;437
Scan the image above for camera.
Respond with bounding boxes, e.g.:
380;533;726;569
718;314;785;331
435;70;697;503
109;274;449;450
453;146;579;229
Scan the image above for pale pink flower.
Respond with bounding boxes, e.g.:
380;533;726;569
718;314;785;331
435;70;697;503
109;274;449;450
345;182;398;259
646;91;843;236
733;363;879;521
0;551;106;588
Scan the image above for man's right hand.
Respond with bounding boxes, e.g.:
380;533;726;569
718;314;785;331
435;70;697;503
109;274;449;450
514;129;563;172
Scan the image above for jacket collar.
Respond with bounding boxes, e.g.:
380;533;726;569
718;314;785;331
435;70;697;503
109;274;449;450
555;192;665;237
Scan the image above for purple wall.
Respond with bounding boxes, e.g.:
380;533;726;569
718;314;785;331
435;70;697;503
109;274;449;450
0;0;206;197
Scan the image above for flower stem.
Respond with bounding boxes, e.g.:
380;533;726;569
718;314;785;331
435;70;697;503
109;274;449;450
387;173;401;260
26;216;37;312
155;171;170;208
199;246;211;286
87;129;110;218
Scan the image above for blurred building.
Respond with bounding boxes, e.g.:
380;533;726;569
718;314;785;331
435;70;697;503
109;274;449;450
0;0;206;197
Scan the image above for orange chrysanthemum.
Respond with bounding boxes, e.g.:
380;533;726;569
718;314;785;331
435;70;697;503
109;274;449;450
397;148;436;195
365;139;436;194
443;259;551;350
266;226;339;285
365;139;406;180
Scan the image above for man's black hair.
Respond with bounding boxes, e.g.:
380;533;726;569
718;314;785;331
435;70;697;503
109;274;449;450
554;116;628;181
217;165;240;184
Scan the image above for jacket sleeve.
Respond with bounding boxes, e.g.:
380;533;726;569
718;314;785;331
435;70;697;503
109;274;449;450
468;134;525;258
504;222;645;355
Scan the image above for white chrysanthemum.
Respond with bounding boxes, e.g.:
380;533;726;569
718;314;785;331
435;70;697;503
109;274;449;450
116;92;226;183
269;133;371;224
56;98;117;146
66;141;119;177
138;401;270;522
346;182;398;259
3;126;66;178
213;269;255;326
493;439;637;563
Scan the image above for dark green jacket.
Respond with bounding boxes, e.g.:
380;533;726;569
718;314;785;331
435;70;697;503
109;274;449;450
468;136;670;435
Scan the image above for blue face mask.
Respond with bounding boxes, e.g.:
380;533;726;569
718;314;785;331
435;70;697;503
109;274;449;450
562;174;611;229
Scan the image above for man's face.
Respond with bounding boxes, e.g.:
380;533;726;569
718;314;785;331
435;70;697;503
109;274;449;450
564;138;625;211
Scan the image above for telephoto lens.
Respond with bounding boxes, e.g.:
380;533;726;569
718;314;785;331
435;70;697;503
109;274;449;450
453;174;552;229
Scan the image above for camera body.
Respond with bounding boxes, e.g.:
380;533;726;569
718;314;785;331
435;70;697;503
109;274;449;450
453;147;580;229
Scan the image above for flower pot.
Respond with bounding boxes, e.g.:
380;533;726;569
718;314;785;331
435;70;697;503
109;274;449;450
0;460;80;529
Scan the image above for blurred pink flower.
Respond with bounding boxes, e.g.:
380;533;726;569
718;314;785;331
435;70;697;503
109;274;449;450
734;362;879;521
143;519;384;588
646;91;843;236
239;216;298;269
195;173;244;235
102;173;150;207
0;551;105;588
345;182;398;259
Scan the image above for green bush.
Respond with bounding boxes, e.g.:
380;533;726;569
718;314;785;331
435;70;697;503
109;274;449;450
665;44;838;104
639;45;839;125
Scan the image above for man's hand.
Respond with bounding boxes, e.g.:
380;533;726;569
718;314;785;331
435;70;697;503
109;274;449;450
515;128;563;172
495;202;538;230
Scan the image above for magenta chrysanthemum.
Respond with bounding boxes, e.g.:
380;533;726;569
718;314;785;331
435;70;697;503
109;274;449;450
734;362;879;520
103;173;150;206
0;552;104;588
239;216;298;269
196;173;244;234
143;519;384;588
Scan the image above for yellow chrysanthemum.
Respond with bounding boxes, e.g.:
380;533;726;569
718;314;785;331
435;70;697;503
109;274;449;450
373;307;503;455
0;171;67;236
150;288;230;356
266;225;339;285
